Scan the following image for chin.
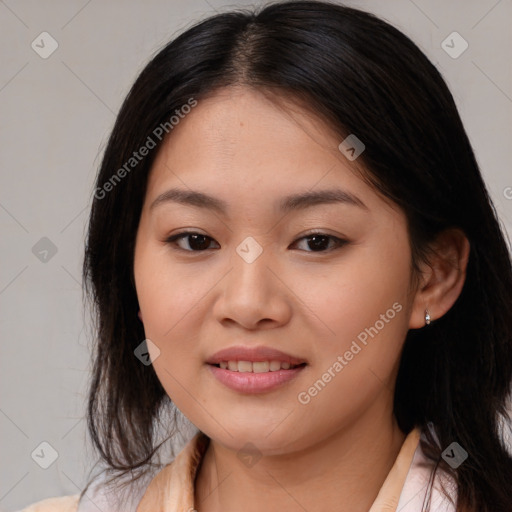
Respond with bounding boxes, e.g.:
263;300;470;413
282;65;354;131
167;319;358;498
206;422;306;455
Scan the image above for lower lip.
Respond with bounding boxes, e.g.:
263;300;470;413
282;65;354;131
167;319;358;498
207;364;306;394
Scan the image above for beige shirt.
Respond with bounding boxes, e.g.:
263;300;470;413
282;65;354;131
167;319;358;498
17;427;456;512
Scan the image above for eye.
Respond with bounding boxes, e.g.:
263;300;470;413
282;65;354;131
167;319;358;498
291;232;348;252
164;231;348;253
165;232;219;252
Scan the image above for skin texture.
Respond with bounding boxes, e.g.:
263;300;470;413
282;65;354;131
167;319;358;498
133;86;469;512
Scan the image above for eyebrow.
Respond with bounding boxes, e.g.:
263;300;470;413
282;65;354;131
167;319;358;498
149;187;368;214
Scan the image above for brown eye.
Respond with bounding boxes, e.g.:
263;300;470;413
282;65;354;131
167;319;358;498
291;233;348;253
165;232;219;252
165;231;348;254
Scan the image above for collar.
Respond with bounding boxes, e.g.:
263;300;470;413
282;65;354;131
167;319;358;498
137;428;422;512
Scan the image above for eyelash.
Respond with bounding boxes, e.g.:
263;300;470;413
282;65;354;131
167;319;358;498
164;231;348;254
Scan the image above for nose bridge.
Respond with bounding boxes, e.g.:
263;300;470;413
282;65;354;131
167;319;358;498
215;235;289;328
230;235;273;299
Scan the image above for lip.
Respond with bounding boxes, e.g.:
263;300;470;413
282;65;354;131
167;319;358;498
206;345;307;394
206;345;307;366
208;364;307;394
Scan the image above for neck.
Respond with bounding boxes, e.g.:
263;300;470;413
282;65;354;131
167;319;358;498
194;406;407;512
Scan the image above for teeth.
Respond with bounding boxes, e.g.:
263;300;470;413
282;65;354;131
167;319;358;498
238;361;252;373
269;360;281;371
216;360;301;372
253;361;269;373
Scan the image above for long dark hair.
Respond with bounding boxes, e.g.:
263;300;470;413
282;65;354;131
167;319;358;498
81;1;512;509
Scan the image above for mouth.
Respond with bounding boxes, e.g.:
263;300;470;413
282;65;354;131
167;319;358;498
207;362;307;394
206;346;308;393
209;360;307;372
206;345;307;367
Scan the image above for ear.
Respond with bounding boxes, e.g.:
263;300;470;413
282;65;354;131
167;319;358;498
409;228;470;329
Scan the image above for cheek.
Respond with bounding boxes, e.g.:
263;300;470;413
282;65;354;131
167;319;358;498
135;242;207;335
134;245;220;404
292;258;410;438
302;232;412;379
135;260;206;410
135;245;186;352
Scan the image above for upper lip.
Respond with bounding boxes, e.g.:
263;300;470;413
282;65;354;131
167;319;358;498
206;345;307;365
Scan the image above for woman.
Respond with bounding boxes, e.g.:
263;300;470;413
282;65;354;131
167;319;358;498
19;1;512;511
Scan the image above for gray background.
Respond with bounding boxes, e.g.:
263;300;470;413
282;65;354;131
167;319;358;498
1;0;511;510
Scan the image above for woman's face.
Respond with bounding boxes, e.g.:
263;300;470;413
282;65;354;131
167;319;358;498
134;86;417;454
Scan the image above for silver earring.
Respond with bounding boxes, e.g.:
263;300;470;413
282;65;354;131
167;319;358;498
424;309;431;326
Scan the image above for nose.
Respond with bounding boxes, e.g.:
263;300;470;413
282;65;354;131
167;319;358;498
212;242;292;331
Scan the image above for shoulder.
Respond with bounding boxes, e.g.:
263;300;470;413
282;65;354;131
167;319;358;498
16;494;80;512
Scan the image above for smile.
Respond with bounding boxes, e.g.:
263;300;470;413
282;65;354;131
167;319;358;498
207;361;307;393
212;360;304;372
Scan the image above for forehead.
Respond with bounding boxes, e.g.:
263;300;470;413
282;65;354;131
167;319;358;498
144;87;391;217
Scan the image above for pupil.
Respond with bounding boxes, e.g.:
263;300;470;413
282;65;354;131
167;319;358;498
308;235;328;251
190;234;209;250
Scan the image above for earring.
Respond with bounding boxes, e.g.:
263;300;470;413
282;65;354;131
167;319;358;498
424;308;431;326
